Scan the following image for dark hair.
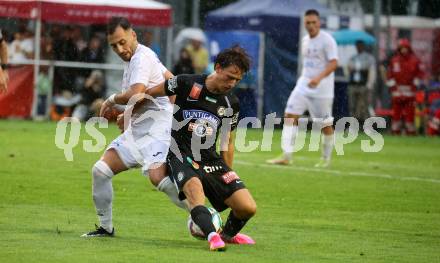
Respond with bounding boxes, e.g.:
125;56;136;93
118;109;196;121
107;17;131;35
305;9;320;17
214;45;251;74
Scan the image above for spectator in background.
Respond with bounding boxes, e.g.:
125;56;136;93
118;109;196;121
82;36;104;64
80;36;104;79
72;26;87;54
72;70;105;121
386;39;424;135
41;36;54;60
347;40;376;124
52;26;79;93
143;30;161;58
186;38;209;74
0;28;8;93
36;66;52;116
172;48;194;75
8;28;33;62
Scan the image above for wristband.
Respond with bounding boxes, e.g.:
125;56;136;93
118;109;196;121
1;64;8;70
107;94;116;104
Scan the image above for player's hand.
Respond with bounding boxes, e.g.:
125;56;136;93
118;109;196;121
116;113;125;133
308;77;321;88
99;99;114;117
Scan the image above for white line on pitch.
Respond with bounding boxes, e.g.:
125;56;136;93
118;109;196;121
234;160;440;184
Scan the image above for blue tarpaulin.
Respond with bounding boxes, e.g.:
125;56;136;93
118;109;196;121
205;0;334;118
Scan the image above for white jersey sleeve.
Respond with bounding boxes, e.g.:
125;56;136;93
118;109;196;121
325;34;338;61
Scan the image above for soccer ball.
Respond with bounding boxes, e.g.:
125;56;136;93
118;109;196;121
187;207;223;240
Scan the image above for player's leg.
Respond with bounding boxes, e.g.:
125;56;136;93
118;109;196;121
391;97;403;135
168;154;225;251
184;177;226;251
348;85;357;119
309;97;334;168
140;136;189;211
267;90;306;165
403;98;416;135
221;189;257;244
82;148;128;237
149;162;189;211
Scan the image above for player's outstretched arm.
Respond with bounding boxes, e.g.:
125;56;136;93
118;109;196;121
145;82;167;98
99;83;147;117
220;131;236;168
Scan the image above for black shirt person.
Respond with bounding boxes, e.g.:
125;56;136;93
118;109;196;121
146;46;256;251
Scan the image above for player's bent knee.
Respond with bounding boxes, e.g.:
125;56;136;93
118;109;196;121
240;202;257;219
92;160;114;180
147;163;167;186
232;199;257;219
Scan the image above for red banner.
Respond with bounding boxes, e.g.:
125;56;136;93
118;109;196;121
41;2;171;27
0;0;37;19
0;66;34;118
0;0;172;27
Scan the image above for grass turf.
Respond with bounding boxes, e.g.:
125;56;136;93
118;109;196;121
0;120;439;262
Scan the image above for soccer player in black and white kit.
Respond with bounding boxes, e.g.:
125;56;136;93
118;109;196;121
146;46;257;251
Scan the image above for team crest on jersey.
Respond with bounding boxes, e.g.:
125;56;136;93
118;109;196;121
188;121;214;137
177;172;184;182
188;83;202;101
217;106;226;117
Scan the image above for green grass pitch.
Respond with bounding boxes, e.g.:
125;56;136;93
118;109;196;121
0;120;439;262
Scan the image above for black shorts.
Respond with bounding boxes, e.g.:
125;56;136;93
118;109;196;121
167;153;246;212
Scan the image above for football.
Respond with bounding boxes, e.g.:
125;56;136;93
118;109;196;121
187;207;223;240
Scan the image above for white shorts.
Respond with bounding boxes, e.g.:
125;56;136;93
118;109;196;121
285;89;334;121
106;108;172;176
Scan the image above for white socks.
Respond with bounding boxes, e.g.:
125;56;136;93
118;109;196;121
322;133;334;160
92;160;114;232
157;176;190;212
281;123;298;161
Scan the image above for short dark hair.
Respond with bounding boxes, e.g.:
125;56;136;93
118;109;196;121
305;9;320;17
214;45;251;74
355;40;365;45
107;17;131;35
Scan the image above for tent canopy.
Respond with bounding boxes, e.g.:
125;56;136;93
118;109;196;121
208;0;334;17
0;0;172;26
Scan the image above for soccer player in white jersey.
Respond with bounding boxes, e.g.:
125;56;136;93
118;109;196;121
82;17;188;237
267;9;338;168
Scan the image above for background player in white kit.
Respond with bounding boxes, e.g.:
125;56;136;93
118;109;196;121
82;17;188;237
267;9;338;168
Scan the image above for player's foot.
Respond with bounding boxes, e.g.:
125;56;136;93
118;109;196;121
223;233;255;245
266;154;291;165
208;233;226;251
81;224;114;237
314;158;330;168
